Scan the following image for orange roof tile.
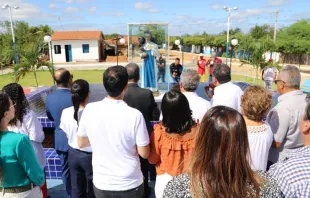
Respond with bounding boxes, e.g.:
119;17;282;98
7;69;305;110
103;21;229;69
52;31;103;41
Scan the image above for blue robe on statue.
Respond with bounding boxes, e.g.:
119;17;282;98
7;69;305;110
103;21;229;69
144;50;156;89
142;41;158;90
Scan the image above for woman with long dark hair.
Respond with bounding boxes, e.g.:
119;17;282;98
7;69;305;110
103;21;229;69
60;79;94;198
3;83;47;197
0;91;44;197
148;91;197;198
163;106;281;198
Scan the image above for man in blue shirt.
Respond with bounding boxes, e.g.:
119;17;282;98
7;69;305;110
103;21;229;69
46;68;73;197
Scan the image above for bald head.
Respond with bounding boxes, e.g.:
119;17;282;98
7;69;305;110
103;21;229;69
126;63;140;82
54;68;72;88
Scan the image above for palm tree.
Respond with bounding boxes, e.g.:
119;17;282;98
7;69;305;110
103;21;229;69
13;40;54;87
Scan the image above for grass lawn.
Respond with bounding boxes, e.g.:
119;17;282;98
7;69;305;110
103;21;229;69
0;69;275;89
0;70;104;88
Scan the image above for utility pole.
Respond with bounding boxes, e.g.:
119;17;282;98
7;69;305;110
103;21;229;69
273;11;279;42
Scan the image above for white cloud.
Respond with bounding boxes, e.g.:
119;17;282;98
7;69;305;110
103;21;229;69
176;15;188;19
134;2;153;9
64;6;80;13
88;6;96;12
0;0;41;20
231;8;278;19
211;4;222;10
148;8;160;13
54;0;88;3
265;0;290;6
48;4;60;9
102;12;125;16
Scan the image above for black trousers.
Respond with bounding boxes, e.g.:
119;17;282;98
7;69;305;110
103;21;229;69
140;157;149;197
56;150;71;197
68;147;95;198
93;183;144;198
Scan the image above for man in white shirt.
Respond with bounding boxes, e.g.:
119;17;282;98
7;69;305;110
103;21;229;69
77;66;150;198
211;63;243;112
262;66;278;90
180;69;211;122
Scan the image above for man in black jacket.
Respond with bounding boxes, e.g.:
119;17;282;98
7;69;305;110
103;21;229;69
170;57;183;83
123;63;159;197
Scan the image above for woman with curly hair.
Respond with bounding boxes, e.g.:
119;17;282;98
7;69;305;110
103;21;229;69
3;83;47;197
241;85;273;171
0;91;44;197
148;91;197;198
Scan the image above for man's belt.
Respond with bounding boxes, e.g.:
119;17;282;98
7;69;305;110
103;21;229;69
0;183;33;193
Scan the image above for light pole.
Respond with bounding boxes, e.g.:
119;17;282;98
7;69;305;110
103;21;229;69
230;39;238;69
44;34;55;84
174;40;183;65
114;38;126;65
224;6;238;65
2;4;19;64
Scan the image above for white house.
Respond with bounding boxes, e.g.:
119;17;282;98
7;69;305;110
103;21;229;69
50;30;104;63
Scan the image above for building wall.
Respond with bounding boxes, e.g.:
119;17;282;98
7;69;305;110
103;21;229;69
51;40;99;63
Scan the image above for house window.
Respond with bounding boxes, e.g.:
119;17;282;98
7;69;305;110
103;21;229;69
54;45;61;54
82;44;89;53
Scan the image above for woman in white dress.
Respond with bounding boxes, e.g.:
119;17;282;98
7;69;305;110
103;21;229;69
241;85;273;171
3;83;47;197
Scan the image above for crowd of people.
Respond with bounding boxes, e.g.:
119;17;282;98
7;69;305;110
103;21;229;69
0;62;309;198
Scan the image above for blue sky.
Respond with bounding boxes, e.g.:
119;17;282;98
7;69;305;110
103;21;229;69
0;0;309;35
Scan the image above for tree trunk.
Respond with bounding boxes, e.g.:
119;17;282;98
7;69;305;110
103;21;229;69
255;67;259;84
33;67;39;88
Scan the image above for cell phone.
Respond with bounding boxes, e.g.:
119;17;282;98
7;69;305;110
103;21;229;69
204;85;210;93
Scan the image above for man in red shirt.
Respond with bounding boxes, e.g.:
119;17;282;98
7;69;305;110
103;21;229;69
206;52;222;83
197;54;207;82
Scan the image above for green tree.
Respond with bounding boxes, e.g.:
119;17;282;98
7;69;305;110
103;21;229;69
136;25;166;46
250;24;274;40
13;40;54;87
104;33;121;40
276;20;310;67
237;36;275;83
0;20;53;66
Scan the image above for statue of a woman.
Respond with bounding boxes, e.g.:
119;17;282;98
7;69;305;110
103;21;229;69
141;31;158;91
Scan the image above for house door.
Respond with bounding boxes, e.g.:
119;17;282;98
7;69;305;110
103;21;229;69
65;45;72;62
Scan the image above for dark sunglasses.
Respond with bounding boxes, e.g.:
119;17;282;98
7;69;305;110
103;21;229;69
274;80;285;85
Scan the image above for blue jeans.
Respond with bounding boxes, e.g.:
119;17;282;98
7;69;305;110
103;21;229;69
264;80;272;90
56;150;71;198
